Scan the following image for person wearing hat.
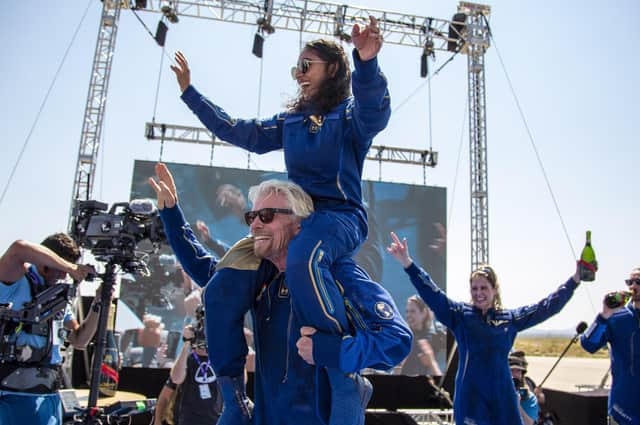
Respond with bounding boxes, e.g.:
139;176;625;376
510;351;540;425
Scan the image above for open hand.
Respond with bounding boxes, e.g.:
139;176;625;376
386;231;413;269
148;163;178;209
170;51;191;93
352;16;383;61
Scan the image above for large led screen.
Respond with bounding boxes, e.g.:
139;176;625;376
120;160;447;376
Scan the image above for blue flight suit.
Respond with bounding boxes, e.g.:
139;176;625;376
402;262;579;425
180;49;391;342
581;304;640;425
159;203;411;425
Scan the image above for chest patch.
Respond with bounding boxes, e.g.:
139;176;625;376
487;319;509;327
374;302;394;320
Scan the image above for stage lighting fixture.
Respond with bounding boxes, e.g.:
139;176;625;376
134;0;147;9
447;12;467;52
252;32;265;58
420;39;434;78
256;17;275;34
161;5;179;24
420;53;428;78
155;21;168;47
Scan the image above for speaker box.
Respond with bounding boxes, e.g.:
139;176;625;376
541;388;607;425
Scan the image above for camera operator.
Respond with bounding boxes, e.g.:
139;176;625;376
510;351;543;425
0;233;98;425
153;306;223;425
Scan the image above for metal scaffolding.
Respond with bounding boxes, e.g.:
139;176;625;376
70;0;491;269
69;0;122;229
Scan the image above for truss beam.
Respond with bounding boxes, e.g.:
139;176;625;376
144;122;437;167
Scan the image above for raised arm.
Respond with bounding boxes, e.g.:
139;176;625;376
0;240;92;284
148;163;218;286
387;232;460;330
511;264;581;332
580;294;618;353
351;16;391;142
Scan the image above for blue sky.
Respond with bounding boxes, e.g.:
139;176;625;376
1;0;638;331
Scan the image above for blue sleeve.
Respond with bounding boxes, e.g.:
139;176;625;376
158;203;217;287
521;393;539;422
511;277;579;332
580;314;609;353
311;260;412;373
403;262;462;331
350;50;391;146
181;85;284;154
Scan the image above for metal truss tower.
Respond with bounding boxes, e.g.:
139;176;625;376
459;2;491;270
68;0;122;229
71;0;491;270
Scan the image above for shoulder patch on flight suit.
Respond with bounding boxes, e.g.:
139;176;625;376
374;301;394;320
215;237;261;271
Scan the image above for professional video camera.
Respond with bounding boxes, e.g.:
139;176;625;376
71;199;165;273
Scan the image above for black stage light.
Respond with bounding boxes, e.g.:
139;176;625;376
155;21;168;47
420;52;428;78
447;12;467;52
252;32;265;58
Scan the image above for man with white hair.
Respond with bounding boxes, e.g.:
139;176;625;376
149;163;411;425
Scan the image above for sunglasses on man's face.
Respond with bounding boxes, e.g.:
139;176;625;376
290;58;327;79
625;278;640;287
244;208;294;226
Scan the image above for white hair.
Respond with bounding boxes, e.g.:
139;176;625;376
247;179;314;218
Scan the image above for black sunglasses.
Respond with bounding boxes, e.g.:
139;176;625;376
625;278;640;286
244;208;294;226
290;58;327;79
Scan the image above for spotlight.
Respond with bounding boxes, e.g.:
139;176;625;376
155;21;168;47
420;39;434;78
447;13;466;52
256;17;275;35
252;32;264;58
420;53;428;78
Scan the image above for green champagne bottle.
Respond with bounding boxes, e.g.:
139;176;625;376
579;230;597;281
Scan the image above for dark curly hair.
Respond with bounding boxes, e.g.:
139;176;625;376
288;39;351;115
41;233;80;263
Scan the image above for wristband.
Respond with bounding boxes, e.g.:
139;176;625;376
165;378;178;390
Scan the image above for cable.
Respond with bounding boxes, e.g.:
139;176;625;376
392;51;459;114
447;97;468;230
0;0;94;211
130;7;174;64
486;20;596;313
425;57;433;185
152;43;166;123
